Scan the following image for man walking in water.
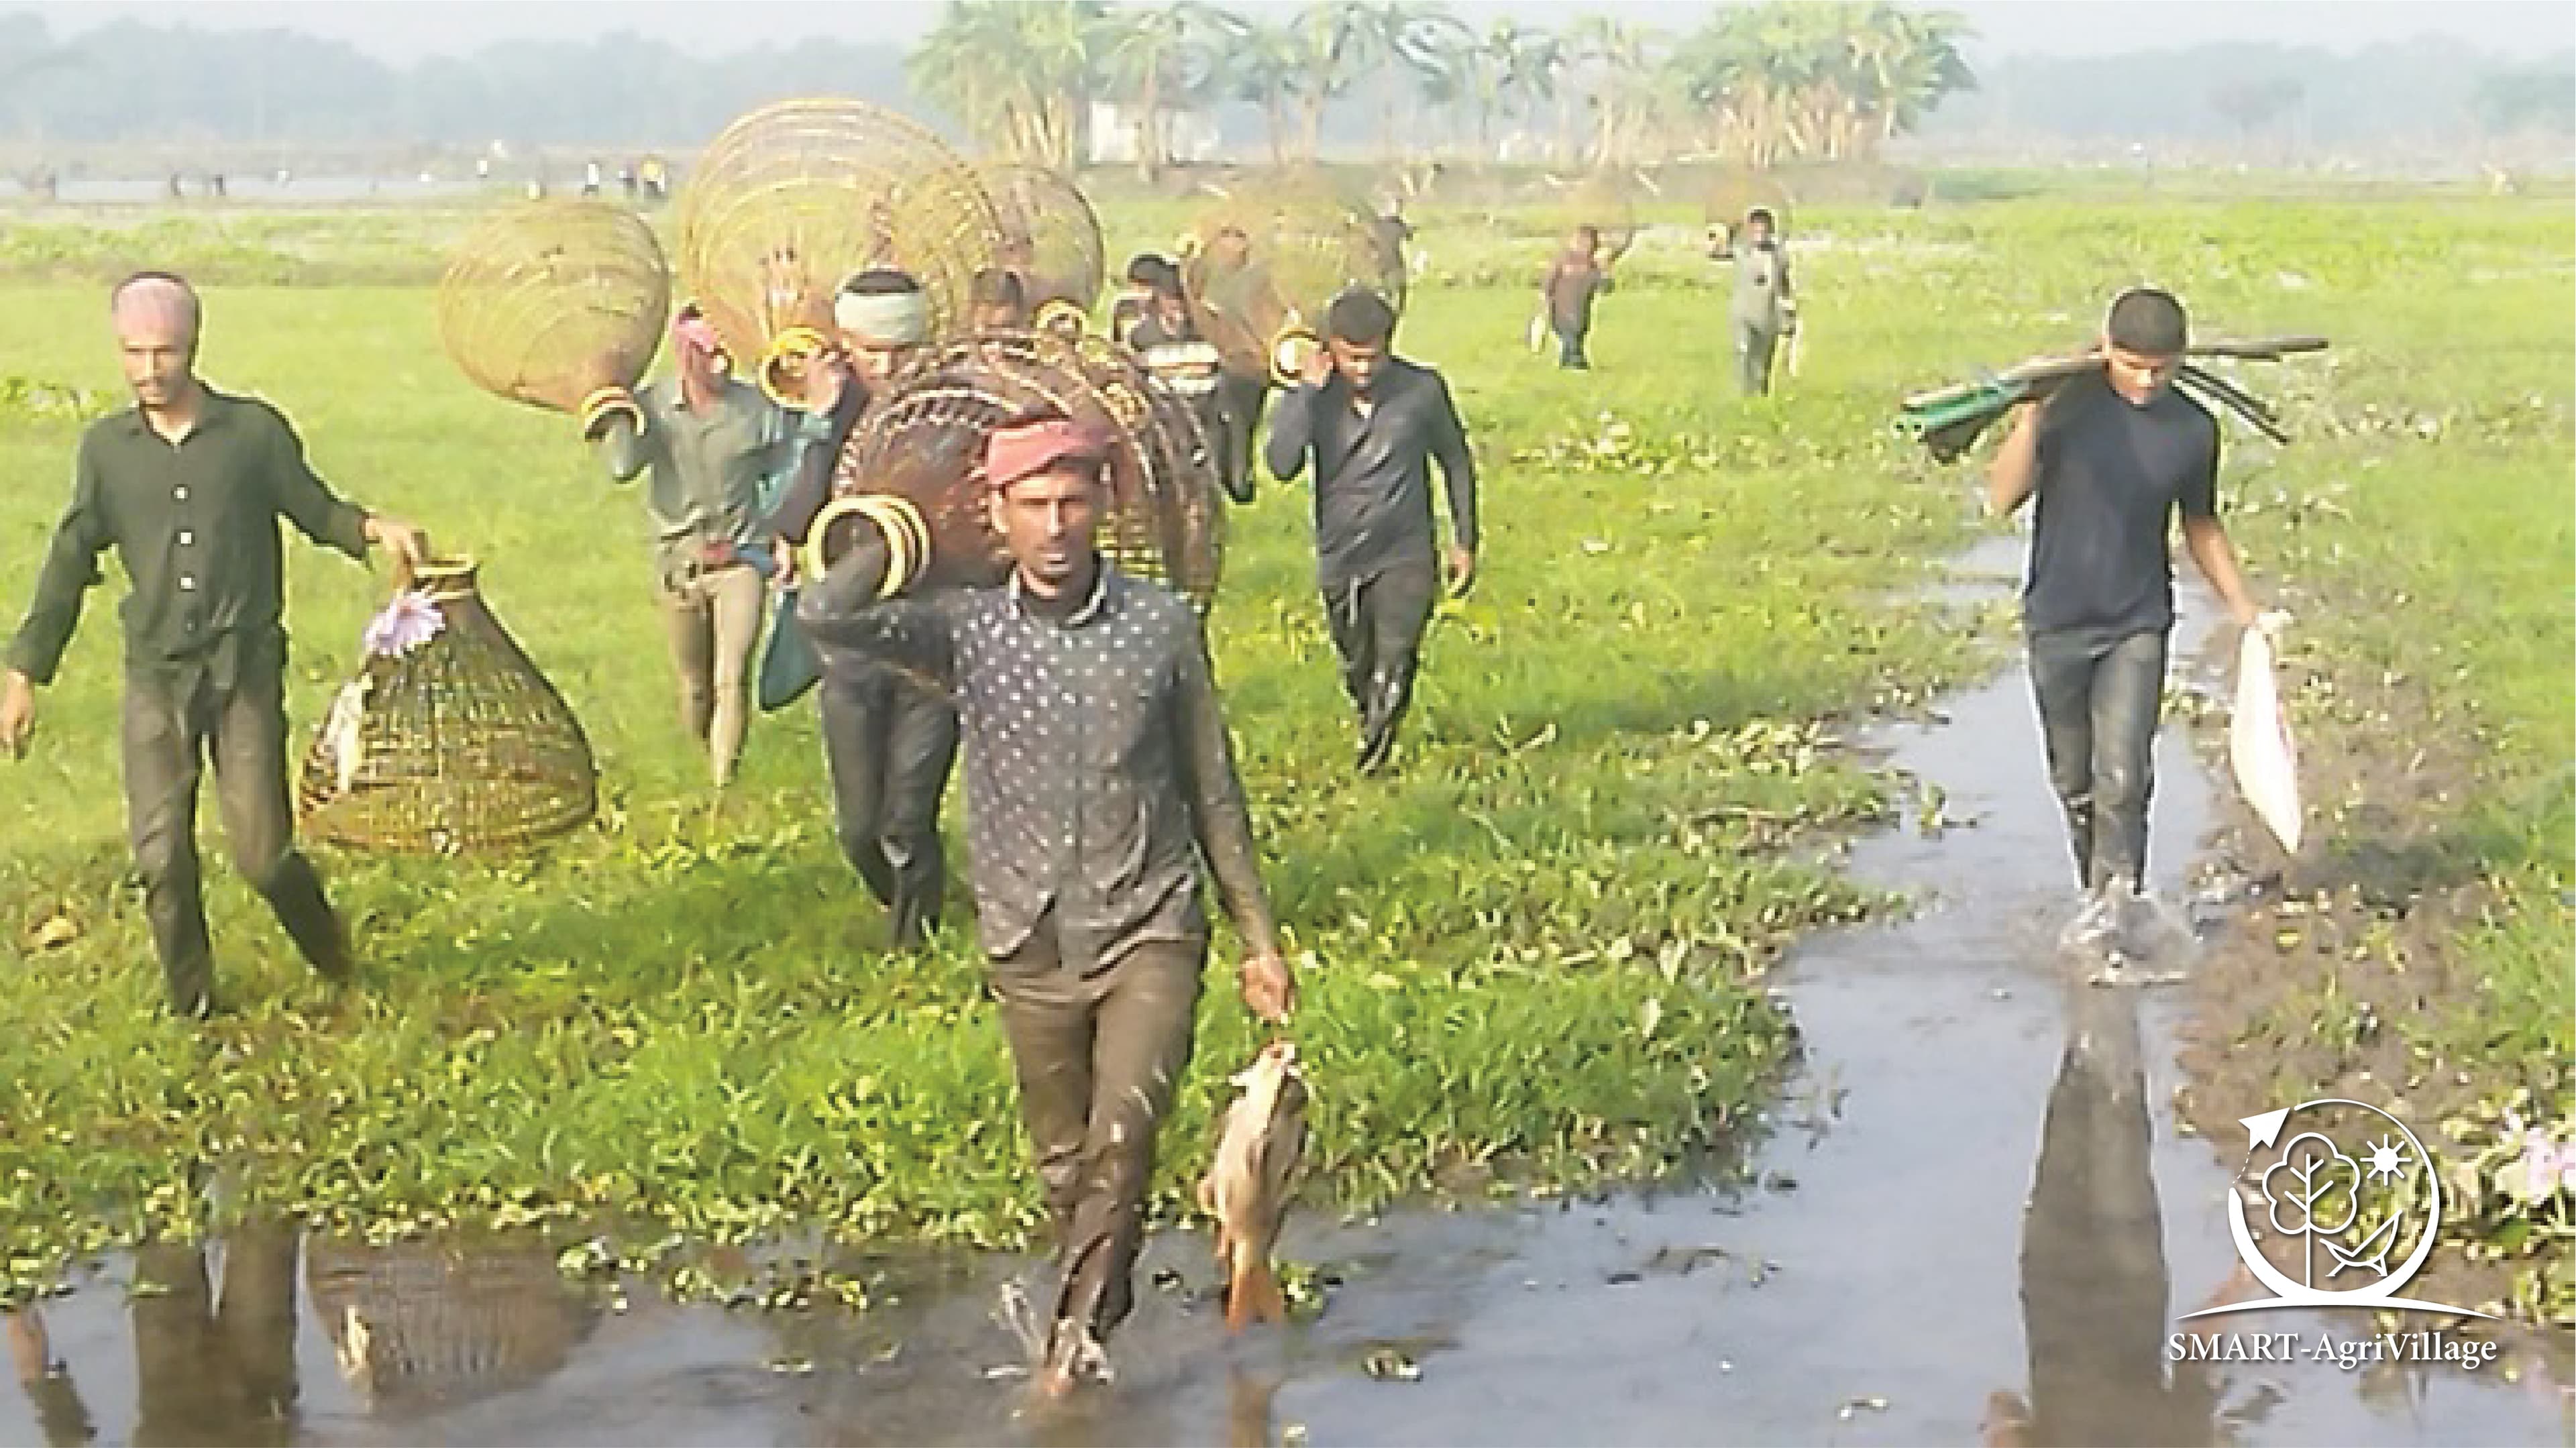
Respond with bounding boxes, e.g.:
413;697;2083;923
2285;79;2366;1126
1987;287;2279;951
798;410;1295;1399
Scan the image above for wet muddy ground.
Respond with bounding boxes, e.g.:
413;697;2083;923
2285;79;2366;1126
7;541;2568;1446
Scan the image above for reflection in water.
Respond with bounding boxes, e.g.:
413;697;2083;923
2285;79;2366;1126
1992;981;2222;1448
4;1230;600;1445
132;1233;302;1447
305;1237;600;1418
7;1302;95;1446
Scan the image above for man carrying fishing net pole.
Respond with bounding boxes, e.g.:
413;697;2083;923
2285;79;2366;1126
1981;288;2290;958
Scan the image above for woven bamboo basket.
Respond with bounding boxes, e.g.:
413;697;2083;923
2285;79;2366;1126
435;201;669;436
1184;172;1404;385
977;164;1107;331
1555;169;1642;261
297;558;598;853
674;98;1004;408
806;331;1223;615
307;1239;599;1416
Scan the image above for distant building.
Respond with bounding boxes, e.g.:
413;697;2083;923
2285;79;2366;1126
1088;102;1220;167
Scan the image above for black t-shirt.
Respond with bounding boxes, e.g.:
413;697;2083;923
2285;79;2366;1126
2023;372;2218;638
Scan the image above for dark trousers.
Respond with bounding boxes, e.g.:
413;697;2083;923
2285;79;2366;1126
2029;628;2168;891
1213;372;1269;499
1554;319;1591;370
818;670;958;948
122;662;349;1016
1323;558;1439;769
991;923;1205;1343
1193;390;1252;504
1733;319;1780;396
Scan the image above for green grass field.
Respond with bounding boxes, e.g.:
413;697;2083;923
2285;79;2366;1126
0;192;2565;1315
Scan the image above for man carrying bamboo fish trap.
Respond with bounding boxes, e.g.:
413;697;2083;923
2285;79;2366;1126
1908;289;2314;967
796;385;1296;1399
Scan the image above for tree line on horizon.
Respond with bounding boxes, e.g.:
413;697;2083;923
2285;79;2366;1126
0;5;2562;172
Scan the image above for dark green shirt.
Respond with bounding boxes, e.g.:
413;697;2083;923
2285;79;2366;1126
5;387;372;687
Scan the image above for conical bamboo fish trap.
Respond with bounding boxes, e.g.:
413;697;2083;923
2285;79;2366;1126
298;558;598;853
807;332;1223;614
675;98;1004;406
435;200;669;435
307;1239;600;1416
1184;172;1403;384
978;164;1107;330
1556;169;1642;260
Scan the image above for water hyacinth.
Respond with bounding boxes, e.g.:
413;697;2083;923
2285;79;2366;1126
362;590;445;658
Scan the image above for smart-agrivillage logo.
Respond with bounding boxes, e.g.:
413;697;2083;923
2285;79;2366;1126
2168;1097;2499;1372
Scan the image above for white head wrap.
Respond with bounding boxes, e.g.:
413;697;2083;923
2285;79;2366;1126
834;288;930;346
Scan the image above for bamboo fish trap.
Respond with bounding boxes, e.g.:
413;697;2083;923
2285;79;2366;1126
434;200;670;437
297;558;599;852
803;331;1224;614
978;163;1108;335
674;97;1004;407
1183;172;1406;386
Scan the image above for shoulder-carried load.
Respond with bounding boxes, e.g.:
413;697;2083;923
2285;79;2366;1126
1899;335;2330;462
1184;171;1407;386
979;164;1108;335
802;331;1224;613
298;557;598;853
674;98;1004;408
435;200;670;439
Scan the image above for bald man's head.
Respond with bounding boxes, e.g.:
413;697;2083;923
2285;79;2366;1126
110;272;201;410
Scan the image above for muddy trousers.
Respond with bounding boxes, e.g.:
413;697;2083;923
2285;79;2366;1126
1733;319;1781;396
1323;559;1438;771
817;671;957;948
2028;626;2168;891
659;563;766;787
122;661;350;1017
991;925;1205;1342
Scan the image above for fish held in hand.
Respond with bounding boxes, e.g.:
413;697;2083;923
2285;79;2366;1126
1198;1040;1309;1331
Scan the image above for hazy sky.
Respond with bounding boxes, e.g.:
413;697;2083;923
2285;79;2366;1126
7;0;2572;62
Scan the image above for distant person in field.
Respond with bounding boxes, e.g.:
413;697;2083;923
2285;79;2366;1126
1987;288;2279;952
1127;267;1243;502
1265;289;1478;774
766;268;961;951
0;272;430;1017
1724;207;1796;396
1540;224;1615;370
586;302;798;789
1109;253;1171;349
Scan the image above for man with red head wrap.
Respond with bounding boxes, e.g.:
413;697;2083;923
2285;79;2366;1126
588;302;798;789
798;408;1294;1399
1;272;429;1017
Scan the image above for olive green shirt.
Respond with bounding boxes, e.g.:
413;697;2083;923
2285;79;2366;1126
592;376;793;588
5;388;372;687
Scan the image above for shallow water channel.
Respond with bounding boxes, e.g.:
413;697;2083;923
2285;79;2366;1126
7;541;2568;1447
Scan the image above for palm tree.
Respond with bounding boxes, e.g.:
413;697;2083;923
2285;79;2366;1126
908;0;1107;168
1344;1;1471;160
1102;2;1244;180
1224;16;1304;166
1564;16;1666;168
